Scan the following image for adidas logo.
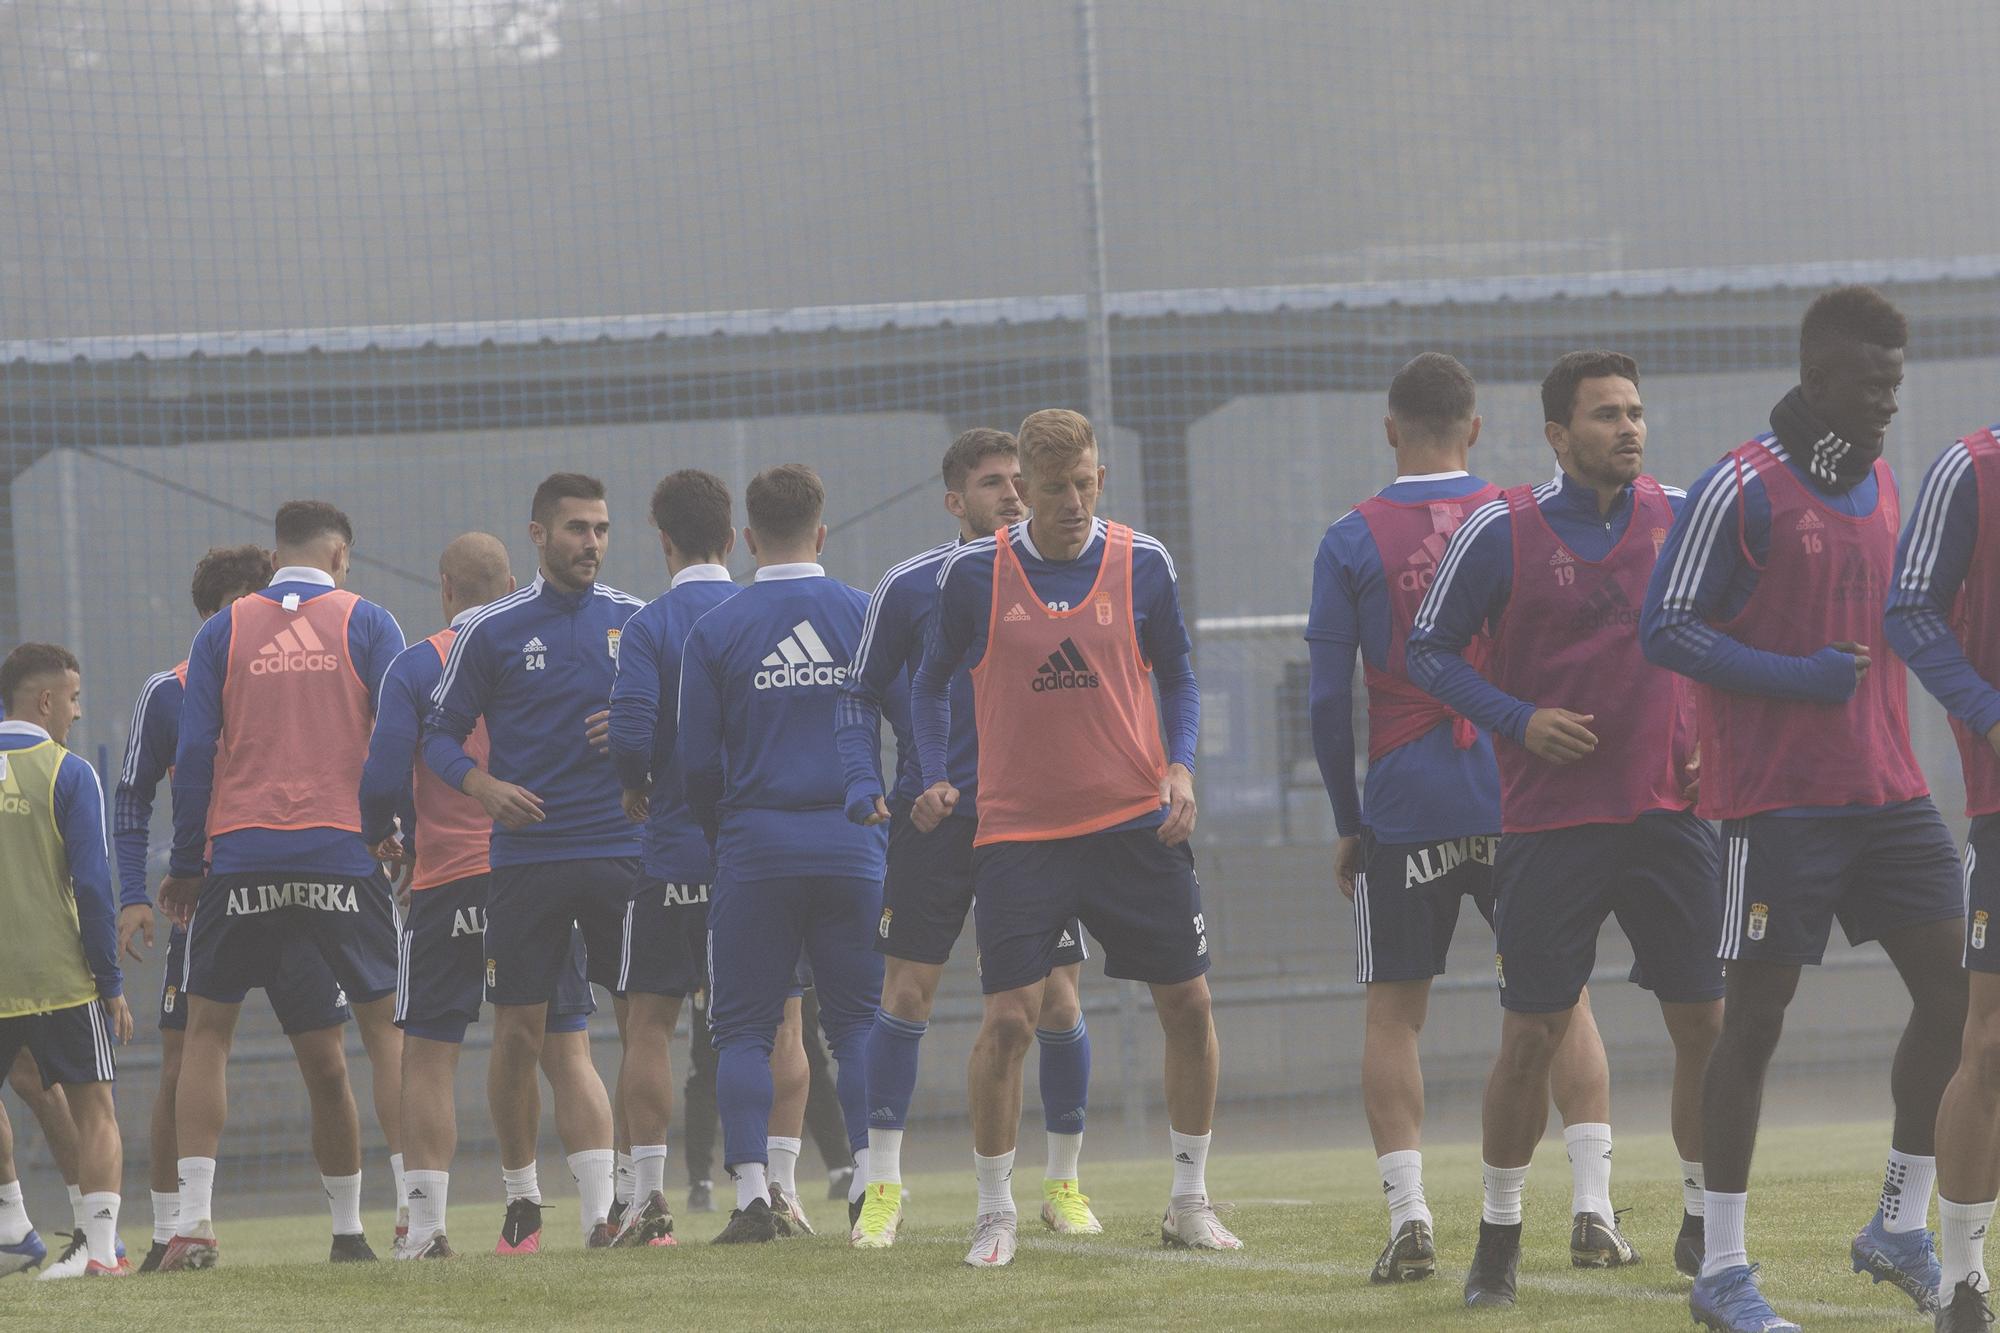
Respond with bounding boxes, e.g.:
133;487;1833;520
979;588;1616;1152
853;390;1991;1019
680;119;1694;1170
1572;580;1639;632
869;1106;899;1121
1032;638;1100;693
1057;930;1076;949
1794;510;1825;532
755;620;847;690
250;618;339;675
1174;1152;1194;1165
93;1207;114;1219
408;1187;428;1200
524;636;547;653
1060;1107;1085;1122
1004;602;1032;623
1395;529;1455;593
1549;547;1575;567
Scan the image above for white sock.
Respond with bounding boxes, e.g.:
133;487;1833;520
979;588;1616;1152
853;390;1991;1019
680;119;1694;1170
502;1162;541;1204
1047;1130;1083;1184
568;1149;615;1232
1882;1149;1937;1233
849;1149;869;1204
1378;1149;1430;1232
1481;1162;1528;1226
1939;1196;1996;1303
632;1145;668;1203
614;1152;635;1207
1680;1159;1706;1217
177;1157;216;1226
81;1193;119;1266
404;1170;448;1252
868;1129;905;1185
1564;1122;1614;1220
68;1183;86;1232
149;1189;178;1245
767;1137;801;1200
1702;1190;1748;1278
975;1150;1017;1217
390;1153;406;1220
1170;1129;1210;1199
0;1182;28;1244
730;1162;768;1212
323;1173;363;1236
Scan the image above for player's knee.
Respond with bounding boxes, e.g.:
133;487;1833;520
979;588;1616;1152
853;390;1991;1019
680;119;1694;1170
1150;976;1212;1036
1665;1000;1724;1052
1039;970;1083;1030
977;1003;1039;1056
1498;1010;1569;1069
880;966;939;1022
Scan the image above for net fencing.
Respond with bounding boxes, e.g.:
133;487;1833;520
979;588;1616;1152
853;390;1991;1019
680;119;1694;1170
5;0;2000;1205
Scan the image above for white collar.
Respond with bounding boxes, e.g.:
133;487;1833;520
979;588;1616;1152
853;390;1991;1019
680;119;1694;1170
1391;469;1470;484
0;720;52;742
1017;516;1103;563
448;607;479;629
672;563;734;589
754;562;824;582
270;565;336;589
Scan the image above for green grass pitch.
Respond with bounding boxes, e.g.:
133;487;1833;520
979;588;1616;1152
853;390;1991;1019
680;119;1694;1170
2;1121;1935;1330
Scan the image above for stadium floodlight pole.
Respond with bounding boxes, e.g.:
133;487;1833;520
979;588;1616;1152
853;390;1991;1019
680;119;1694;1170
1076;0;1114;444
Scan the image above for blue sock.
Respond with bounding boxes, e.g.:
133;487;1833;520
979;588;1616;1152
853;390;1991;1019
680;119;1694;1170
1037;1019;1090;1135
827;1016;874;1160
864;1011;927;1133
715;1039;775;1172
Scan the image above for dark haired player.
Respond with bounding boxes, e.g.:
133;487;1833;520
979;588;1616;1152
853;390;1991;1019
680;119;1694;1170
1313;352;1623;1286
115;545;357;1271
1642;287;1966;1332
1411;351;1722;1309
159;502;407;1270
837;429;1096;1248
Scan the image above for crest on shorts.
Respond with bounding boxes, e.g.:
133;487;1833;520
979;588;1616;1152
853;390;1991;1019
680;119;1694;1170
1747;901;1769;941
1494;954;1506;988
878;908;893;940
1095;593;1114;626
163;984;177;1014
1976;910;1990;950
486;958;497;988
606;627;621;661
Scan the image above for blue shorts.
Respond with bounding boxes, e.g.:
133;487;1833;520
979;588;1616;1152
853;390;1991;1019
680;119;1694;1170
972;828;1209;995
1494;810;1725;1014
395;874;595;1041
1720;799;1962;965
160;922;349;1035
184;870;398;1006
485;857;641;1006
0;1003;115;1087
879;807;1087;969
1352;831;1497;983
618;877;707;997
1965;815;2000;973
706;874;882;1053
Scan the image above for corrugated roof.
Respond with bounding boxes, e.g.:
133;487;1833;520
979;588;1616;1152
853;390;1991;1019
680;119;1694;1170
11;255;2000;367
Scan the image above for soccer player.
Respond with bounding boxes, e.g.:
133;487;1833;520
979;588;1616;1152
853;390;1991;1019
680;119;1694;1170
3;1053;94;1277
0;643;131;1277
425;473;651;1253
1641;287;1967;1333
837;428;1095;1249
158;502;408;1271
1885;420;2000;1328
1409;352;1724;1308
361;532;613;1259
114;543;363;1272
1311;352;1629;1286
916;409;1234;1266
676;463;885;1244
604;469;745;1232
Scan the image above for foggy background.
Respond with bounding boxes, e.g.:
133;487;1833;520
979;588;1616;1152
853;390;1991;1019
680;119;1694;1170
2;0;1995;1208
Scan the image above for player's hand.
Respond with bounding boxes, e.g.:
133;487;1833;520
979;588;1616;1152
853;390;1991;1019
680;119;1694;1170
1523;708;1598;765
1682;744;1702;804
585;709;611;755
118;903;156;962
1334;834;1362;901
849;794;891;827
622;786;651;823
370;833;405;866
1158;763;1198;846
101;994;133;1045
1830;641;1872;684
466;770;546;829
912;782;959;833
158;873;203;926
